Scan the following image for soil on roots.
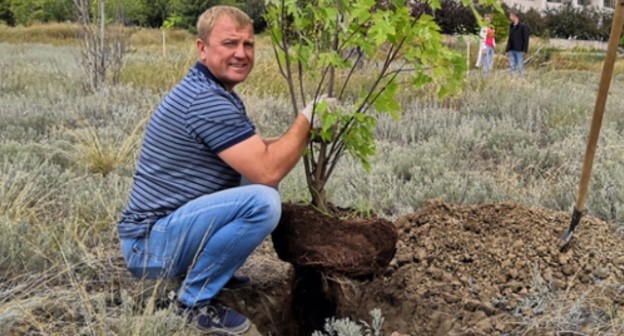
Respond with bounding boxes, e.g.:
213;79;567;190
270;203;398;335
224;200;623;336
272;203;398;277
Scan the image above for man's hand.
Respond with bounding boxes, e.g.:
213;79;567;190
300;95;337;128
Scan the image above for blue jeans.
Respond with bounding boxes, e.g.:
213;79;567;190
120;184;281;307
483;46;494;75
508;51;524;73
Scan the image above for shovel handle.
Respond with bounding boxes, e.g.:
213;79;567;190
575;0;624;211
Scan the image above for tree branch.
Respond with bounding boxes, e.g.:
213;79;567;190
279;0;299;117
325;141;347;184
338;49;363;100
327;1;341;98
271;42;288;79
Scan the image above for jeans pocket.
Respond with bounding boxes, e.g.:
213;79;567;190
151;216;171;233
126;241;175;279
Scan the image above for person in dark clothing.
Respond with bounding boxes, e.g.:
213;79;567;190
505;11;530;74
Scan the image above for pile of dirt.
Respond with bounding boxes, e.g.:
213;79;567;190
342;200;624;335
223;200;623;335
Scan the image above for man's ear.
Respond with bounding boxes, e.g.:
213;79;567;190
197;38;207;61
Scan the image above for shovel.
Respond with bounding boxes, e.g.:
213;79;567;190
560;0;624;248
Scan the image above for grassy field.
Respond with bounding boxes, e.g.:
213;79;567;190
1;24;624;334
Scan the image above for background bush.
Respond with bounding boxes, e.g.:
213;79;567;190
433;0;479;35
521;8;547;38
473;2;614;43
0;0;615;43
543;3;612;41
410;0;614;42
4;0;74;25
491;9;510;42
0;0;267;33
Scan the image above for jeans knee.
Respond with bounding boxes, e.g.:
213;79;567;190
247;185;282;233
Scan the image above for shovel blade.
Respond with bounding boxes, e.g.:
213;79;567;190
559;208;584;248
559;227;574;244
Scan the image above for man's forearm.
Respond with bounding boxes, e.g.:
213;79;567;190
218;114;310;187
263;114;310;183
263;137;280;145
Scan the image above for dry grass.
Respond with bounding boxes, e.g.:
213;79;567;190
0;22;82;45
0;23;623;335
0;22;193;48
62;111;150;176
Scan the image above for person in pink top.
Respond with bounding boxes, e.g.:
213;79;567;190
479;14;496;75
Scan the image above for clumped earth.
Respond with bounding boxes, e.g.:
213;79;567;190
270;203;398;334
272;203;398;278
223;200;624;335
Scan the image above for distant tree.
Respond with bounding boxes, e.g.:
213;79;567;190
491;8;509;42
522;8;546;37
166;0;266;33
9;0;42;25
593;8;613;41
138;0;171;27
236;0;266;32
7;0;74;25
0;0;15;25
407;0;481;35
43;0;74;22
434;0;479;34
544;3;612;41
105;0;148;26
74;0;127;91
169;0;236;33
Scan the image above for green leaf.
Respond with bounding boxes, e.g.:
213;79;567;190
373;81;401;121
369;13;396;46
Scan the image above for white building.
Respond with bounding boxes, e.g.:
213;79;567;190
503;0;615;11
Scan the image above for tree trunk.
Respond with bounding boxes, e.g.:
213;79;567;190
310;142;329;213
310;184;328;213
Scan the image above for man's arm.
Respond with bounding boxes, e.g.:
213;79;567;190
505;27;511;52
219;114;310;187
523;25;530;53
263;137;280;145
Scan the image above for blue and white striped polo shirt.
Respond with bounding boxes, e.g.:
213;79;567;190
117;62;256;239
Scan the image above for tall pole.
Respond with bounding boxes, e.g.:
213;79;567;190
560;0;624;246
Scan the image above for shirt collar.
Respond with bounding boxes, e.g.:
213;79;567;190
194;61;226;90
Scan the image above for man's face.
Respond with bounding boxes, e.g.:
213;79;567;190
510;14;519;24
198;15;254;91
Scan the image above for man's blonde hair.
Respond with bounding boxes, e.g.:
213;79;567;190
197;6;253;41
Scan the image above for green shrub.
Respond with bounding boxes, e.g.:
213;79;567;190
0;0;14;25
410;0;492;35
434;0;479;34
7;0;74;26
168;0;260;34
237;0;266;32
544;3;612;41
491;10;509;43
493;4;612;41
522;8;546;37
